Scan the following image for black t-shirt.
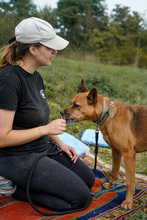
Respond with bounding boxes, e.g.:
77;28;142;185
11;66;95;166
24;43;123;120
0;64;50;154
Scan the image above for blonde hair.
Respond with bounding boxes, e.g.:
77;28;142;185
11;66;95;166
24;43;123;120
0;42;42;70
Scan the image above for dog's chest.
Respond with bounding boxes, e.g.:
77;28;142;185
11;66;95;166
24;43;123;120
100;127;121;151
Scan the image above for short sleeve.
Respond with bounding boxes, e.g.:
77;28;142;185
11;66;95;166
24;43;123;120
0;76;21;111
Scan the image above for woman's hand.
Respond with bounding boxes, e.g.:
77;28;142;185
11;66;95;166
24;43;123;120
59;143;78;163
47;122;78;163
42;119;66;136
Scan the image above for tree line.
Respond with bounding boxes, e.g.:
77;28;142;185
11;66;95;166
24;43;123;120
0;0;147;68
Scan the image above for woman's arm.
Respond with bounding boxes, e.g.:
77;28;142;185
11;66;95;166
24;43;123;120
48;134;78;163
0;109;66;148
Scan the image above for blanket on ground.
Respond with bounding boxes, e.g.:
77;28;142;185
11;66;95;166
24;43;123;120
0;153;146;220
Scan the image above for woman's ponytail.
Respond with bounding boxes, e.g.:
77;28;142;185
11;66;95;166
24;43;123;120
0;43;18;70
0;42;42;70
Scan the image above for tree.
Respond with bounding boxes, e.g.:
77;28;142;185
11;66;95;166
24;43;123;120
110;4;143;36
0;0;38;45
0;11;15;46
86;23;126;50
0;0;37;21
37;6;58;28
56;0;108;46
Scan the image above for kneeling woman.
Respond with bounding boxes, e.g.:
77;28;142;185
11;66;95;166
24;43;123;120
0;17;95;213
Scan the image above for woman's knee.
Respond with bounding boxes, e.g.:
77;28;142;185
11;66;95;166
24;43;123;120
71;185;92;209
72;159;95;189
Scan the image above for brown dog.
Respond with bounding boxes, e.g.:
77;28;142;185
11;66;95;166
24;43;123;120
60;79;147;210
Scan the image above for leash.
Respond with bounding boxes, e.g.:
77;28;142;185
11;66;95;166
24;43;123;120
94;124;99;174
26;147;93;216
93;100;114;174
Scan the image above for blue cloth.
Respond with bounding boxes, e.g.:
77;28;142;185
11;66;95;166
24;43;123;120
58;132;90;157
81;129;110;148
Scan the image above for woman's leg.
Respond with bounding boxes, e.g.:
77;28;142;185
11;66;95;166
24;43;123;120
0;151;92;210
48;144;95;189
13;187;73;211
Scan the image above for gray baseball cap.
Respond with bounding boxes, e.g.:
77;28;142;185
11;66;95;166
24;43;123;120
8;17;69;50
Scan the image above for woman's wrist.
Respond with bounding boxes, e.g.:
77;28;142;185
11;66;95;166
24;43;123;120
38;127;42;137
38;125;48;136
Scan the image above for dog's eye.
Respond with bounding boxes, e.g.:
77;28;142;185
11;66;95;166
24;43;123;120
73;103;80;108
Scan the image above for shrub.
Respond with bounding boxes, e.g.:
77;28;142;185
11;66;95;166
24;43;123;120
78;73;122;99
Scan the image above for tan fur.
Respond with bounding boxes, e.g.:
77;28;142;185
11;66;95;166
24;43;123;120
61;80;147;210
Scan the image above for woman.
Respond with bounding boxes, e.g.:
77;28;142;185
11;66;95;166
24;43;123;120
0;17;95;212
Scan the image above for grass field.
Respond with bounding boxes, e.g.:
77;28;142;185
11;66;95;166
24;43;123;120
38;57;147;177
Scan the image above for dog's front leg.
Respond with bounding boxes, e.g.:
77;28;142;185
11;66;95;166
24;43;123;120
121;151;136;210
103;148;122;189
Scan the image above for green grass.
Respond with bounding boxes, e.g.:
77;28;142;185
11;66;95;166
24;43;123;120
38;57;147;130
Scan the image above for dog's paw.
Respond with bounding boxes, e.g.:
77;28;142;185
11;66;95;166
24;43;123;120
121;200;133;210
102;182;114;189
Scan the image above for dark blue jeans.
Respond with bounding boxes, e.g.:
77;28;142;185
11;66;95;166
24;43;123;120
0;143;95;211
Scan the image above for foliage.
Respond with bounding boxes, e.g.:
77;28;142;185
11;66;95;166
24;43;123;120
0;0;147;67
37;6;58;28
77;73;121;99
0;0;37;20
0;0;38;45
0;11;15;45
111;5;144;34
56;0;108;45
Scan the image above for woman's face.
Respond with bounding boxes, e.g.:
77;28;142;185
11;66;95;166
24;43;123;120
33;45;57;67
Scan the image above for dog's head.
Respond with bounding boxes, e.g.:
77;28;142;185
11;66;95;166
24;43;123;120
60;79;104;123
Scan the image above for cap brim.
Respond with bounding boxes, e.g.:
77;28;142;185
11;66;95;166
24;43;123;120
40;35;69;50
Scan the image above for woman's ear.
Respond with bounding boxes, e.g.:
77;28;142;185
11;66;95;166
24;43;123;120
29;45;37;56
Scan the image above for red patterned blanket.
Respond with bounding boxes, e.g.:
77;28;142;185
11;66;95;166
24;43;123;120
0;153;146;220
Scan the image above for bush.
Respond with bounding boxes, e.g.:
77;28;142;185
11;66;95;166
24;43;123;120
81;73;122;99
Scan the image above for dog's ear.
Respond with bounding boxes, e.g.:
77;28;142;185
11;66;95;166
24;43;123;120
81;79;88;92
87;88;97;104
